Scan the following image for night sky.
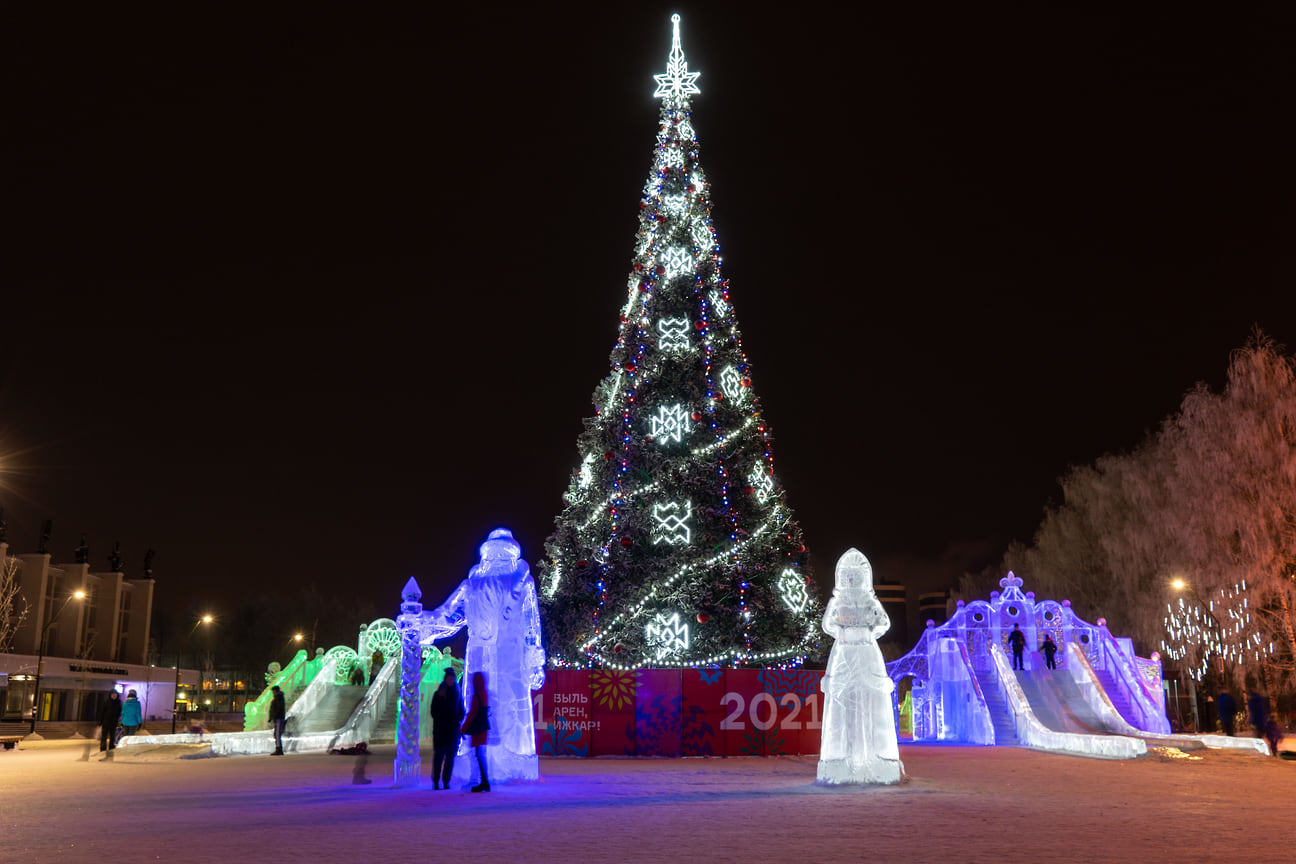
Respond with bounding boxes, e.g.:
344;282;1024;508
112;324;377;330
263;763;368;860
5;5;1295;643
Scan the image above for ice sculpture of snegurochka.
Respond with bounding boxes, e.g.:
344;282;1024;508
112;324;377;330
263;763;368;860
816;549;904;785
398;528;546;786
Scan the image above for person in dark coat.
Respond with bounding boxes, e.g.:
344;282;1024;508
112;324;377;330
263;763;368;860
99;691;123;753
1041;635;1058;671
269;685;287;755
460;671;490;793
1007;624;1027;671
1248;691;1268;740
429;668;464;790
1217;691;1237;736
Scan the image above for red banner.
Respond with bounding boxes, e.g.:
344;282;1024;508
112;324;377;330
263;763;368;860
534;668;823;757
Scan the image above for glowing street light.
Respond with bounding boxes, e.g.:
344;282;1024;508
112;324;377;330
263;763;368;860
29;589;86;735
173;614;213;733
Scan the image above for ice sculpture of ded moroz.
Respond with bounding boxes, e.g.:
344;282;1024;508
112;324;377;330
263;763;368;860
424;528;546;783
816;549;904;785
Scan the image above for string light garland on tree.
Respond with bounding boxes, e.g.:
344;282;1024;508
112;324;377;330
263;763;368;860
539;14;820;669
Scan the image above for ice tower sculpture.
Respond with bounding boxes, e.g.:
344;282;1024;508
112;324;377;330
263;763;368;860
816;549;903;785
395;528;545;787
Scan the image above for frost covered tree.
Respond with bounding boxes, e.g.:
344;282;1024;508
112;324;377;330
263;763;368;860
0;556;28;653
994;333;1296;689
539;16;820;670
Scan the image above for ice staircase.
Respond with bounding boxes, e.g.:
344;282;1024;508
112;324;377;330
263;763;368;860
981;679;1020;745
370;684;401;743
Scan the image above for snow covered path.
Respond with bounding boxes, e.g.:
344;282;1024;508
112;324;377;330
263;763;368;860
3;740;1291;863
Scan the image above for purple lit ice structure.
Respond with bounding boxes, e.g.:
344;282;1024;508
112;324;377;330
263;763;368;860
887;573;1170;758
394;528;545;787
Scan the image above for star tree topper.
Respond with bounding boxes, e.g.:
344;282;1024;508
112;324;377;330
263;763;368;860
653;14;701;100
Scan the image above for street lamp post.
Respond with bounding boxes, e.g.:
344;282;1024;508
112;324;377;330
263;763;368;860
29;589;86;736
172;615;213;734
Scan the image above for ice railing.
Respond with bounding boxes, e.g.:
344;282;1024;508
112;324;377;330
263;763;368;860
283;655;340;726
989;641;1145;759
954;637;996;745
245;648;311;731
1093;627;1170;735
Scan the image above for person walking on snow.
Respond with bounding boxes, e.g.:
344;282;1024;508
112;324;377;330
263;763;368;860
1008;624;1027;671
1041;635;1058;671
120;689;143;737
99;690;123;754
269;685;286;755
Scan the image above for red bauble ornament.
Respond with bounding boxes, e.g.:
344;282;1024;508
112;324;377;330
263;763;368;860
634;262;644;272
744;486;754;495
690;411;702;422
693;320;705;331
604;452;614;461
696;612;710;624
614;643;624;653
625;362;636;373
655;214;666;223
687;184;696;194
741;378;752;387
655;264;666;276
576;560;587;568
620;537;633;548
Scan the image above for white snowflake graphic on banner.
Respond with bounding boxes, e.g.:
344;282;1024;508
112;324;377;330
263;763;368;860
661;147;684;169
679;119;695;139
657;317;691;352
650;404;690;445
719;365;746;403
646;611;690;661
652;500;693;545
778;569;809;614
663;194;687;215
748;464;774;503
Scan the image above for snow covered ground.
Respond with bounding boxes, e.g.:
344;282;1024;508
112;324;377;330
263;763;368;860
3;738;1293;863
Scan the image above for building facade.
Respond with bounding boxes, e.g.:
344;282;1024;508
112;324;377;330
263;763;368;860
0;542;191;725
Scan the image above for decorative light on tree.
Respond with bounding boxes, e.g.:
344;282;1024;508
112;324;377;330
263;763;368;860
1161;578;1269;682
539;13;820;670
657;317;692;352
663;246;693;278
719;366;746;403
646;611;690;661
748;464;774;503
778;569;809;614
650;404;690;445
652;500;693;545
652;14;701;99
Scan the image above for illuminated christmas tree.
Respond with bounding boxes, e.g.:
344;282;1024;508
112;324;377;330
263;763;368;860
540;15;820;670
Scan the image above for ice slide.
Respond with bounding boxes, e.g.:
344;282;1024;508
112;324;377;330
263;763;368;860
994;643;1267;757
120;651;458;756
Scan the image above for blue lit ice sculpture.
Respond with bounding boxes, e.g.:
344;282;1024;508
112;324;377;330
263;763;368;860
393;528;545;788
816;549;904;785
